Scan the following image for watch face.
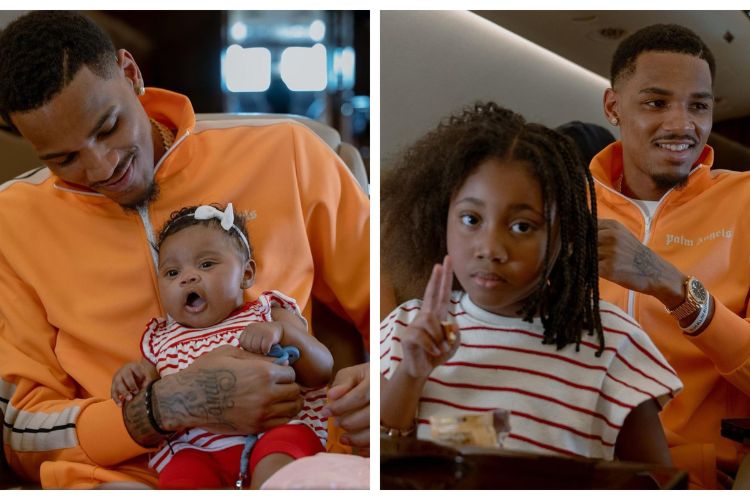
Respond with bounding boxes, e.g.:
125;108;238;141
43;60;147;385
690;279;708;305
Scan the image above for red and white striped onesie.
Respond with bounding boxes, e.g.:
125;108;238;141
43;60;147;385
380;291;683;460
141;290;327;475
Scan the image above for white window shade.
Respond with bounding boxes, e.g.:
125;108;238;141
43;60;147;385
223;45;272;92
280;44;328;92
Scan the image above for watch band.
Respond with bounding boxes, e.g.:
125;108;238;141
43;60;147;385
667;277;706;321
669;300;699;321
682;296;711;335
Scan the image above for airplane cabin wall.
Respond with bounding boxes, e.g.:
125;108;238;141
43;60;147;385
381;10;617;167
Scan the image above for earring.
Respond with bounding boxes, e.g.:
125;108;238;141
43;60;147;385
609;117;619;126
134;84;145;96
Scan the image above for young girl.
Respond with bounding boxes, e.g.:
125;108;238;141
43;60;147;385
111;203;333;489
380;103;682;464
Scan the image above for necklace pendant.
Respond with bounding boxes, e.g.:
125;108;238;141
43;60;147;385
149;117;175;152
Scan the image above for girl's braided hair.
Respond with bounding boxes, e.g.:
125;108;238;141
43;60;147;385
381;102;604;354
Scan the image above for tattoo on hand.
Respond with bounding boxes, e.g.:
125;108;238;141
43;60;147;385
163;369;238;430
633;247;661;279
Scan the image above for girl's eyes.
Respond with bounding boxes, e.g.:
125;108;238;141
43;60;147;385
162;261;217;276
460;213;536;234
510;221;534;234
460;214;479;226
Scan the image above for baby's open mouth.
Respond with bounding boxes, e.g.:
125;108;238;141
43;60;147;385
185;291;207;312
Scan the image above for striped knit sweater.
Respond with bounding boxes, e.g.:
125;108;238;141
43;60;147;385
380;291;682;460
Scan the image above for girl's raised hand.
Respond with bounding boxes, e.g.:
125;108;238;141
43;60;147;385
110;360;158;406
400;255;461;379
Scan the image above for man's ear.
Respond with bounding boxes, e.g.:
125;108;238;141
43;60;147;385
603;88;619;126
241;259;257;289
117;48;144;92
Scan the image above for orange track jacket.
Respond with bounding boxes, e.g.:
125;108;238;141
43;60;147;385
0;88;370;487
592;142;750;489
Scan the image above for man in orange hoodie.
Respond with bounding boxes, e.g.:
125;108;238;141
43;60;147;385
594;24;750;488
0;11;369;487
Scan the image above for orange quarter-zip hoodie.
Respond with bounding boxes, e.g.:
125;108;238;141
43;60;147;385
592;141;750;489
0;88;369;487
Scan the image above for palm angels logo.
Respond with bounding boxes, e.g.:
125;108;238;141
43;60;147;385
665;228;733;247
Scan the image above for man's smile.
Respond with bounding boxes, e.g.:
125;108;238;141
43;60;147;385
96;150;136;192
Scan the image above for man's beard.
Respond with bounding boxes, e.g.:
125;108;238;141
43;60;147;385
651;171;689;192
121;181;160;213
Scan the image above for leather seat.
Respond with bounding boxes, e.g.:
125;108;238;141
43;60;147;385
195;113;369;194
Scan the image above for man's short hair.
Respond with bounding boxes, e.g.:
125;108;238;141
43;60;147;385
0;11;117;126
610;24;716;87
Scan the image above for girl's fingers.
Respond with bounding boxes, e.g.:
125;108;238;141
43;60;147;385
415;329;442;357
436;255;458;350
122;370;138;393
436;255;453;320
111;381;123;401
262;334;273;354
425;314;448;347
405;324;441;357
411;314;444;344
441;321;457;345
423;256;453;319
409;255;456;359
137;369;152;390
445;327;461;357
421;263;443;314
112;377;133;403
133;366;146;385
251;334;262;353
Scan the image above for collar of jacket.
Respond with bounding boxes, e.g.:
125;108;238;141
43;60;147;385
590;140;716;206
52;87;196;197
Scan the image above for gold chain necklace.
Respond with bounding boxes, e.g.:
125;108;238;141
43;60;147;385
149;117;175;152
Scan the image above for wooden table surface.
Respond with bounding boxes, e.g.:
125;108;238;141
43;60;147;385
381;436;688;489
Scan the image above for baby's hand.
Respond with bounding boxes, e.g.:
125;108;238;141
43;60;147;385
111;361;156;406
400;255;460;379
239;322;284;356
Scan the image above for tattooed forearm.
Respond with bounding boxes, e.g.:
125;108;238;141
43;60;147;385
123;389;164;447
123;368;243;445
633;247;661;279
158;369;238;431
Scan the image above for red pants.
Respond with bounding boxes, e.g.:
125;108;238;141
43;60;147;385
158;424;324;489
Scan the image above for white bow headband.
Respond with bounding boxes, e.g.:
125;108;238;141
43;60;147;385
190;203;251;258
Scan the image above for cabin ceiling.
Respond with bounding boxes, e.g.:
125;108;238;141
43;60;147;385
474;10;750;122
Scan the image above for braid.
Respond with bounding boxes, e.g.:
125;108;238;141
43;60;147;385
506;121;605;354
584;154;604;354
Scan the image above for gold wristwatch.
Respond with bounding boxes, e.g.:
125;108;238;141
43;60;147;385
666;277;709;321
